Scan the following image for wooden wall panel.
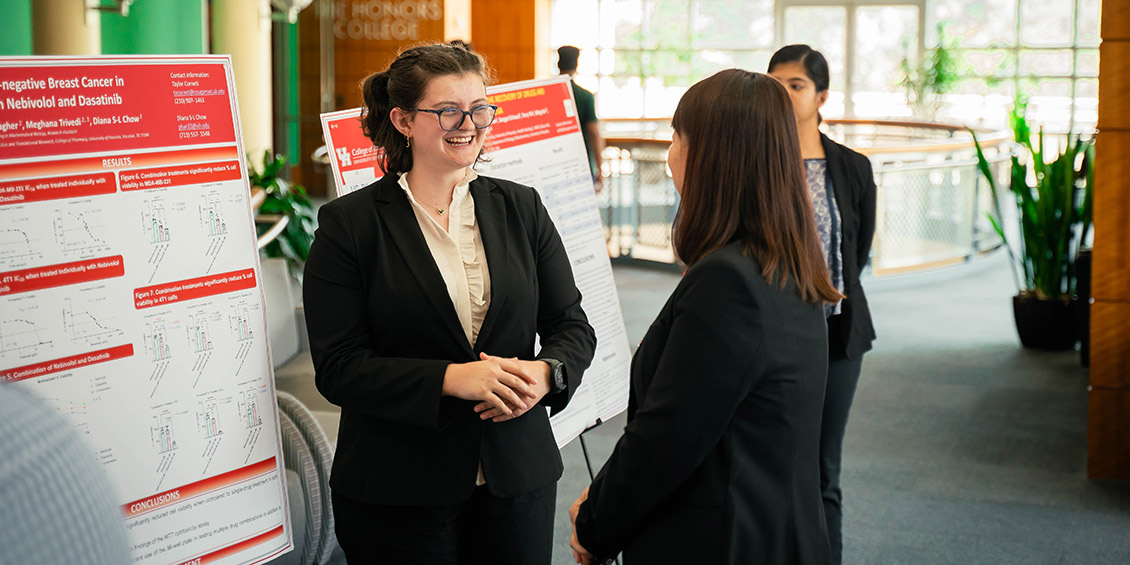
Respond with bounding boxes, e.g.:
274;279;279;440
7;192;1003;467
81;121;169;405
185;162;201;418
1091;131;1130;301
1089;0;1130;481
296;1;458;196
1090;302;1130;388
1088;389;1130;480
471;0;549;84
1101;0;1130;40
1097;41;1130;129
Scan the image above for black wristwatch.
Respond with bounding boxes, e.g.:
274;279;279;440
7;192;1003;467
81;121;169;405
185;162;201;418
542;358;566;394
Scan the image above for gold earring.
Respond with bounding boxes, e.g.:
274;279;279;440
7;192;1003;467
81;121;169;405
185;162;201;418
406;136;411;148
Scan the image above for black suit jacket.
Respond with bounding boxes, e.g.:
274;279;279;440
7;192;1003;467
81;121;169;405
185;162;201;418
821;133;877;360
574;243;831;564
302;173;596;506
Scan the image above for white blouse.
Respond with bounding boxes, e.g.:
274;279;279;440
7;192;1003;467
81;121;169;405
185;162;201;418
397;170;492;348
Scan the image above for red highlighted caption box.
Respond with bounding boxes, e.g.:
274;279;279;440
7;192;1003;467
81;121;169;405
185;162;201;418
134;268;256;309
175;525;287;565
1;343;134;382
123;457;278;518
0;172;116;205
0;255;125;296
120;160;242;191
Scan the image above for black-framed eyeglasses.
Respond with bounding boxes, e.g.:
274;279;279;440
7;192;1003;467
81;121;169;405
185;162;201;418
412;105;498;132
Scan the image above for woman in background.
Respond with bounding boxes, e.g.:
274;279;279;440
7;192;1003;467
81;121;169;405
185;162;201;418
769;44;878;565
569;69;838;564
303;43;596;564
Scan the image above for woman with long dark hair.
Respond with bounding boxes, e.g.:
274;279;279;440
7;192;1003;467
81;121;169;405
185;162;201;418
303;43;596;563
769;44;878;565
568;69;839;564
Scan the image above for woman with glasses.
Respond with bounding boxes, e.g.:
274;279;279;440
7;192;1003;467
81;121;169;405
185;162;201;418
768;45;877;565
303;43;596;563
569;69;837;564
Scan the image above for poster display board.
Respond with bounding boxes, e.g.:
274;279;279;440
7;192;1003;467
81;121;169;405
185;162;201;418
0;56;291;565
319;76;630;447
320;108;383;197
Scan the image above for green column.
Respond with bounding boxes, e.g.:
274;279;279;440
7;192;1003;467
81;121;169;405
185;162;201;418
0;1;32;55
101;0;205;54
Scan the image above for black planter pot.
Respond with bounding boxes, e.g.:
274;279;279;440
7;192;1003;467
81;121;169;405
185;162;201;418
1012;295;1078;351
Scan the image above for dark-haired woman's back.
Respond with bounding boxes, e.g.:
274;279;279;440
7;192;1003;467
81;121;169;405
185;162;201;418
575;243;829;564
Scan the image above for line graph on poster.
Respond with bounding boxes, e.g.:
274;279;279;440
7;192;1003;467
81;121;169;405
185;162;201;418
0;208;45;270
1;295;54;364
54;201;111;259
62;288;123;348
28;370;111;448
32;372;93;438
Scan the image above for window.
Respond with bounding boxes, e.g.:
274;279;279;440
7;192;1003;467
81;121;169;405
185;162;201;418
549;0;1100;132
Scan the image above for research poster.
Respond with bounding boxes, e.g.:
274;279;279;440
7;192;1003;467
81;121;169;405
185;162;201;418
319;76;630;446
0;56;291;565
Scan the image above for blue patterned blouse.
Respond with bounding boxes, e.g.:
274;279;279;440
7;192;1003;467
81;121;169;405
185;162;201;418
804;159;844;317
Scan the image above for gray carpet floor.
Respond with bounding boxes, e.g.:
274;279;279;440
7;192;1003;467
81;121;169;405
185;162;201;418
276;253;1130;564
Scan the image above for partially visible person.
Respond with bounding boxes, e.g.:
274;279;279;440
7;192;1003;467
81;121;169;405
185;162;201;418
568;69;838;564
557;45;606;190
0;383;132;564
303;42;596;564
769;44;878;565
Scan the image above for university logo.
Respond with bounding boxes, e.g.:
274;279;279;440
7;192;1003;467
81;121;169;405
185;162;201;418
336;147;351;167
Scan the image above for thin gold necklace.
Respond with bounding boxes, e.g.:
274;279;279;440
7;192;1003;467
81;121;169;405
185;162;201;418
415;193;452;216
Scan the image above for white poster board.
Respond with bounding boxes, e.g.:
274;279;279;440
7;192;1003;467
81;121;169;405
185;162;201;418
319;76;631;447
0;56;291;565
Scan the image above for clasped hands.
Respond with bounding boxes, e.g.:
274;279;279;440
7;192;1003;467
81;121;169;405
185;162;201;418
442;352;551;422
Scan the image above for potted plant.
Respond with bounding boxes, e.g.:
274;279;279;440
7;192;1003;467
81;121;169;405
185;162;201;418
899;23;961;120
247;151;316;282
971;98;1094;350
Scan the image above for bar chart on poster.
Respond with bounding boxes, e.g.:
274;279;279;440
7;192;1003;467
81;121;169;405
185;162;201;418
320;76;630;448
0;56;291;565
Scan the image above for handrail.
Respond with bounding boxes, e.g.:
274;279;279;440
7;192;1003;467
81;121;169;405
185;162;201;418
596;119;1013;277
256;214;290;250
601;118;1011;157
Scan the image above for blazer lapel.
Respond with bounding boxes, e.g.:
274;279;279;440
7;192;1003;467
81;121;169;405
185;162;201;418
470;178;509;350
821;133;855;235
373;176;474;357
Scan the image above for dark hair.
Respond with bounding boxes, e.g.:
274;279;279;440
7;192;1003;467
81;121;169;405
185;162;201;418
670;69;841;305
768;44;830;92
448;39;473;51
360;43;494;175
557;45;580;73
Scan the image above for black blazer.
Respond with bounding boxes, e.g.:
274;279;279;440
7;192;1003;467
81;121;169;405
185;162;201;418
302;173;596;506
821;133;877;360
574;243;831;564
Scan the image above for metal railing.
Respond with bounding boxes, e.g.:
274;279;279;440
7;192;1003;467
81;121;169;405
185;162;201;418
597;119;1013;276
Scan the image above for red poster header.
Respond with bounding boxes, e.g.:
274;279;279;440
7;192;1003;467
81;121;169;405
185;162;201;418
0;172;115;205
1;343;134;382
0;62;236;159
0;255;125;296
120;160;241;191
486;80;579;152
134;268;256;309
